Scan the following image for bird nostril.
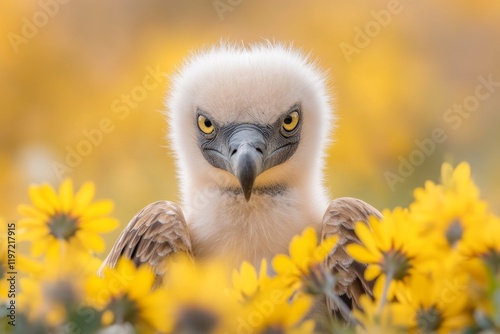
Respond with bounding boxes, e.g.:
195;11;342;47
256;147;263;154
230;148;238;157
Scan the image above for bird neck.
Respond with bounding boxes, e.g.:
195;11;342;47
180;179;329;268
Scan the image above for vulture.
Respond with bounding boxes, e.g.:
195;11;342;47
100;43;381;321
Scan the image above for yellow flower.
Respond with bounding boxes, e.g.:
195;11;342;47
272;227;338;293
347;208;430;299
354;295;405;334
460;256;497;325
233;259;314;333
161;256;241;333
461;215;500;262
459;217;500;327
86;257;168;333
0;217;43;302
17;248;100;329
239;285;315;334
410;162;488;252
18;178;119;259
393;273;472;333
232;259;271;303
18;277;69;327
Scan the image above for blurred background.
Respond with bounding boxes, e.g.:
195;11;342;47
2;0;500;252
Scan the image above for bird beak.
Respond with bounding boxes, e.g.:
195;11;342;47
228;127;265;201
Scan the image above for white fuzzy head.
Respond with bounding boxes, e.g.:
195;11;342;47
167;43;333;206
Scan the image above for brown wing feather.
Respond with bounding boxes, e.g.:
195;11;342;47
321;197;382;320
98;201;193;280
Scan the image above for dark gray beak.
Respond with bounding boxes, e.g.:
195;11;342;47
229;126;265;201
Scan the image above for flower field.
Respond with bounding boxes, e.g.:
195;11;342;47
1;161;499;333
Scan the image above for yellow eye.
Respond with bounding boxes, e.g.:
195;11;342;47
198;115;214;135
282;111;300;133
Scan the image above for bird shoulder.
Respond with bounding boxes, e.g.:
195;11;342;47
321;197;382;320
98;200;193;281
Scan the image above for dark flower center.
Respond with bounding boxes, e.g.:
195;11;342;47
382;249;412;280
176;306;219;333
46;281;77;305
262;326;285;334
483;250;500;275
415;306;442;332
106;296;138;325
49;213;79;240
303;264;336;296
446;219;463;247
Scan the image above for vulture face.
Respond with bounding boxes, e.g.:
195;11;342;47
196;104;302;200
168;43;333;202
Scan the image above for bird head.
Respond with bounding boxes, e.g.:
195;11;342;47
167;43;333;203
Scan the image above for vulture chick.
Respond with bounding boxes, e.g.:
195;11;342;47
101;43;382;320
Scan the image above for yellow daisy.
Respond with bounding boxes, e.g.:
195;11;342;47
18;277;72;328
0;217;43;302
233;259;313;333
393;272;472;333
353;295;405;334
239;283;315;334
461;215;500;264
160;255;241;333
346;208;430;302
18;178;119;259
86;257;169;333
272;227;338;294
410;162;488;252
459;216;500;329
17;248;101;330
232;259;272;303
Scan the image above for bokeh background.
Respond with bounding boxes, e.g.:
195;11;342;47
2;0;500;252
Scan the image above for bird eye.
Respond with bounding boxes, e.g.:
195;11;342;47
197;115;214;135
281;111;299;134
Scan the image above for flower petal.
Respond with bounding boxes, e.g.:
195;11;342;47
364;264;381;281
284;296;312;327
28;184;55;215
313;235;338;262
346;243;380;264
272;254;295;275
39;184;61;212
31;235;54;257
81;200;114;220
75;230;105;252
79;217;119;233
233;261;258;297
19;226;50;241
71;181;95;216
59;179;74;214
128;266;155;300
290;227;317;265
18;204;48;221
355;222;379;254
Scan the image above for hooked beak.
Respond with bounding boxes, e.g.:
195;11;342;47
229;127;265;201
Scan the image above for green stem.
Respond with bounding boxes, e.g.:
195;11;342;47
377;269;394;316
325;289;359;325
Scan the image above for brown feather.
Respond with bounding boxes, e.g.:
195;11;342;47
98;201;193;281
321;197;382;321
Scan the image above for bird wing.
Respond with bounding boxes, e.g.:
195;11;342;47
98;200;193;279
321;197;382;320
